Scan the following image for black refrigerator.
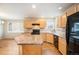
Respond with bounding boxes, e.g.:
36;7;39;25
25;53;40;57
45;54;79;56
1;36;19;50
66;12;79;55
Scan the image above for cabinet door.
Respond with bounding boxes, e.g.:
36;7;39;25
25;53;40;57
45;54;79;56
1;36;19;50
58;37;67;55
76;4;79;12
22;45;42;55
57;16;62;28
67;4;77;16
24;20;33;29
46;34;54;44
37;19;46;29
42;33;47;42
61;13;67;28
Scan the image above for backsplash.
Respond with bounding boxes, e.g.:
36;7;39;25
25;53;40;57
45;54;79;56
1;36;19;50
55;28;66;39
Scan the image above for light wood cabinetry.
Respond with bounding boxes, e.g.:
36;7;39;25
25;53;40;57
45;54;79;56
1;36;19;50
19;44;42;55
76;4;79;12
66;4;77;16
58;37;67;55
24;18;46;29
24;19;33;29
61;13;67;28
46;33;54;44
57;16;62;28
57;4;77;28
42;33;47;42
57;13;67;28
36;19;46;29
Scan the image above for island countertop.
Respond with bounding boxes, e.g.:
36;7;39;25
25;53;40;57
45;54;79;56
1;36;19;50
14;33;44;45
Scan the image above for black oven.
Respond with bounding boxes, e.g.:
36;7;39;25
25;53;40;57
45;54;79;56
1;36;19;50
31;29;40;35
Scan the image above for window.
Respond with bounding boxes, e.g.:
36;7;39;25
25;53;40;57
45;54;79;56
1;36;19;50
8;21;24;33
9;22;12;31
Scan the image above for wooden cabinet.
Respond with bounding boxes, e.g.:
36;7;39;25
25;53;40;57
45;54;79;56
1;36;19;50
19;44;42;55
66;4;77;16
61;13;67;28
24;20;33;29
42;33;47;42
58;37;67;55
46;33;54;44
36;19;46;29
76;4;79;12
24;18;46;29
57;16;62;28
57;4;77;28
57;13;67;28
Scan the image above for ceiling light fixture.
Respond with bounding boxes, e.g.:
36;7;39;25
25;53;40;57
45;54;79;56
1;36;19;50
32;4;36;8
58;7;62;10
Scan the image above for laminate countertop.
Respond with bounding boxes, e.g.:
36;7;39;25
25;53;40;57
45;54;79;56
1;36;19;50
14;33;43;45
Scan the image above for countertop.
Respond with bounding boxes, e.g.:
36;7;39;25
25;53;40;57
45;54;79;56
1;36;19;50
14;31;66;45
53;31;66;39
15;33;43;45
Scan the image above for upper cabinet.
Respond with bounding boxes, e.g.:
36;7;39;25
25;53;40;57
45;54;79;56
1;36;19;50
57;16;62;28
37;19;46;29
57;4;77;28
57;13;67;28
76;4;79;12
61;13;67;28
66;4;77;16
24;19;33;29
24;18;46;29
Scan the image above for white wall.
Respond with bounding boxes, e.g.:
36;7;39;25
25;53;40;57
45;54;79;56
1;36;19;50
0;24;3;39
0;20;4;39
3;20;24;39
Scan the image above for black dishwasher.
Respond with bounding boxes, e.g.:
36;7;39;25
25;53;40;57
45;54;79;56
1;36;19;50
54;35;58;49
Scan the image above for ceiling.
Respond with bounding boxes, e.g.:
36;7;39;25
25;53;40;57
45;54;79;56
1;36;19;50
0;3;73;20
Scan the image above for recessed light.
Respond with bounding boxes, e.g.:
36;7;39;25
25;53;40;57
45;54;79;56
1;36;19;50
32;4;36;8
58;7;62;10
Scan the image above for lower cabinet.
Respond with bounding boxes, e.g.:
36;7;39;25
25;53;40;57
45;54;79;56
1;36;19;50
46;33;54;44
42;33;47;42
18;44;42;55
58;37;67;55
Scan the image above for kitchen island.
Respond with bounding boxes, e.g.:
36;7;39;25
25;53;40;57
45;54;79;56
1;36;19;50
15;33;43;55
